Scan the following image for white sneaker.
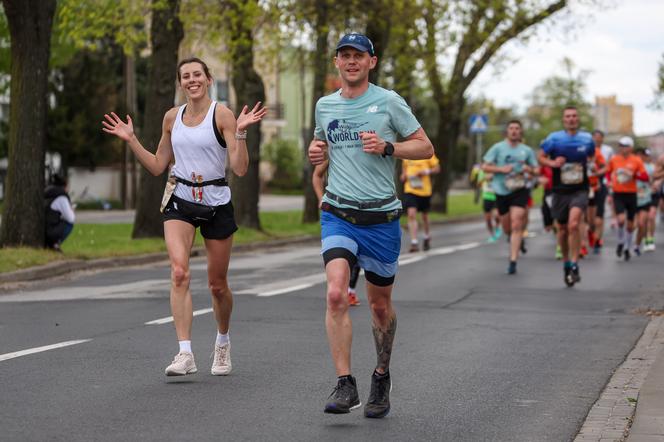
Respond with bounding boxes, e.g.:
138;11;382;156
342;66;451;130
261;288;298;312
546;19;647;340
165;351;197;376
211;343;232;376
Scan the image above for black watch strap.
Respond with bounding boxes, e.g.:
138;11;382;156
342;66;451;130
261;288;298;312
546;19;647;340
382;141;394;157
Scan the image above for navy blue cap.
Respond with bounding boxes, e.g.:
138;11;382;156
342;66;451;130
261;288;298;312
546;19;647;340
336;33;375;56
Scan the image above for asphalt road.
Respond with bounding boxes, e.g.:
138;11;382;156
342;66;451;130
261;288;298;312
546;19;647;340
2;215;664;441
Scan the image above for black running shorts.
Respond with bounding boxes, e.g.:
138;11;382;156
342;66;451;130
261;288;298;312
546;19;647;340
163;195;238;240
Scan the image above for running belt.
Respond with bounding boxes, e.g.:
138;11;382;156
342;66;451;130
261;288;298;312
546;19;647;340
324;190;397;210
174;176;228;187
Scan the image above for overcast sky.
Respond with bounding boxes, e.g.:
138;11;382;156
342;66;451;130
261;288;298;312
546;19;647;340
468;0;664;135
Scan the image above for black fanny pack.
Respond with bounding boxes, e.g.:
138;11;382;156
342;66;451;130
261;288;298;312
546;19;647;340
321;202;402;225
168;195;217;222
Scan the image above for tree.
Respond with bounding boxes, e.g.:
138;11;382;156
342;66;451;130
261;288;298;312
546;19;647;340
132;0;183;238
651;53;664;111
418;0;567;212
0;0;57;247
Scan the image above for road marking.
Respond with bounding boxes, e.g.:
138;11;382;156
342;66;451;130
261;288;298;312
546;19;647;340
0;339;91;362
428;241;480;256
260;283;315;297
145;307;214;325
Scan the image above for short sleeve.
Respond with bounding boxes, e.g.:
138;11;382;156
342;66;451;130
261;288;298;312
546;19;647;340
313;100;325;140
483;144;498;164
387;91;421;138
527;148;538;167
540;134;555;155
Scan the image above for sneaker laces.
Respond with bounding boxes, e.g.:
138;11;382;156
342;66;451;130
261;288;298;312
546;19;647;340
329;378;353;399
211;344;229;366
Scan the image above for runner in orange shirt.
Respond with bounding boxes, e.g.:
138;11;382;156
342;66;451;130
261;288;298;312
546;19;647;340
586;147;608;255
606;136;649;261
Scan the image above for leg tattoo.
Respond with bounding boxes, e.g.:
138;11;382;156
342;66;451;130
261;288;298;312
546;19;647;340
372;315;397;373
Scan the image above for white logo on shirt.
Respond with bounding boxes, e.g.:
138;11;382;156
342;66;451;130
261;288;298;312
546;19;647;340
366;106;378;113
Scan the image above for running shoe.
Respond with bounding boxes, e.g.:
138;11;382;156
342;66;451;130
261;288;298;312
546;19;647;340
555;245;563;260
364;371;391;419
633;247;641;257
616;243;624;258
593;244;601;254
494;226;503;239
211;343;232;376
624;249;631;261
580;245;588;258
409;243;419;253
165;351;197;376
571;263;581;283
564;266;575;287
348;291;361;306
423;238;431;251
507;261;517;275
487;235;497;244
325;375;361;414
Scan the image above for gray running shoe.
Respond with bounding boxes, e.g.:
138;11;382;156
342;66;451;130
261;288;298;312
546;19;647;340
211;343;232;376
165;351;197;376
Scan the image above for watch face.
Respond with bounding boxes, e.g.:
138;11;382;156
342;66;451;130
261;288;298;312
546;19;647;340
386;142;394;155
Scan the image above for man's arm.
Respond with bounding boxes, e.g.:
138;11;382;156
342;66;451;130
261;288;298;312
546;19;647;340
312;160;329;204
360;128;433;160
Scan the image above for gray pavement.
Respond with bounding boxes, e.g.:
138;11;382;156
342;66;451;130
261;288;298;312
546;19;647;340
1;215;664;440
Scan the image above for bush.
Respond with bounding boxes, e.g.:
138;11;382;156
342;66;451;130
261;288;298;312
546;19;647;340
262;139;302;190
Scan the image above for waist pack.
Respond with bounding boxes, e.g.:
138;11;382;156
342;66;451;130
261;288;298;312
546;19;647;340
166;195;217;222
321;202;402;225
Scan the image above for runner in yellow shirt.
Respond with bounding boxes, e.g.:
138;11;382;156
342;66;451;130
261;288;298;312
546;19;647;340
400;154;441;252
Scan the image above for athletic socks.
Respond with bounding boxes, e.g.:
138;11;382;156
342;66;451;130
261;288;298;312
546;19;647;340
216;332;230;347
625;231;633;250
178;340;192;353
617;226;625;244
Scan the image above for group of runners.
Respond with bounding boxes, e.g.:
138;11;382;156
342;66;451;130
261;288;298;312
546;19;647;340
478;109;664;285
100;31;663;421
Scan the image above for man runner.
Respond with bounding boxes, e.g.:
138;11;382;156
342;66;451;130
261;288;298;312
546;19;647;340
538;106;595;286
590;130;611;253
606;136;648;261
308;33;433;418
400;153;440;252
482;120;538;274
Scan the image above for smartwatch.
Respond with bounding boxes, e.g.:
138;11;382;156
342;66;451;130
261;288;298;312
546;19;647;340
382;141;395;157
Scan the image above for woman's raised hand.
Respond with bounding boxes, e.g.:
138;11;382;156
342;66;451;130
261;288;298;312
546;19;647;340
102;112;135;142
236;102;268;132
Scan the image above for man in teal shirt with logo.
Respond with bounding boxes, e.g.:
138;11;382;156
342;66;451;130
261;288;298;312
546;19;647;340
482;120;538;274
308;33;433;418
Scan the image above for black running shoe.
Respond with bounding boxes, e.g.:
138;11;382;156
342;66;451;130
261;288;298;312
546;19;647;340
624;249;631;261
616;243;624;258
423;238;430;251
364;371;391;419
571;264;581;283
507;260;517;275
564;266;575;287
324;375;361;414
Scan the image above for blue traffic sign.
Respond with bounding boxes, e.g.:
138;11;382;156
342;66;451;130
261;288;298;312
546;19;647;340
469;114;489;134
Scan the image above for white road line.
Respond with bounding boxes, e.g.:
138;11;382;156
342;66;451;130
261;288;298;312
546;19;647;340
145;307;214;325
0;339;92;362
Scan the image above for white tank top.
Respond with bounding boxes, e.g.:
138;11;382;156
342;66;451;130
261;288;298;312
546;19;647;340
171;101;231;206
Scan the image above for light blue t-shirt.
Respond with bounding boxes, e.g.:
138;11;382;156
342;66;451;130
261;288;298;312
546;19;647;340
482;140;538;196
638;162;654;207
314;83;421;211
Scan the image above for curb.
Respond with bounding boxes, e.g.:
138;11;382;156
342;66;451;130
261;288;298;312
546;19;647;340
575;315;664;441
0;214;486;286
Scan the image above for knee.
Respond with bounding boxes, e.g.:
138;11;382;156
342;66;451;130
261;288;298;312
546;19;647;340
171;264;190;288
209;277;229;300
327;286;348;313
369;298;390;322
568;219;580;231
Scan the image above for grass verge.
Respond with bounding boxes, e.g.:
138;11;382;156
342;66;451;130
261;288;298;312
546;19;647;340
1;190;538;274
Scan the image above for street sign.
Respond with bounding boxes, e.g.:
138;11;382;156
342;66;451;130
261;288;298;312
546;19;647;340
469;114;488;134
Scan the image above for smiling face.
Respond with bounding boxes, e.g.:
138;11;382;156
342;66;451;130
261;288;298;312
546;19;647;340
178;62;211;100
334;47;377;87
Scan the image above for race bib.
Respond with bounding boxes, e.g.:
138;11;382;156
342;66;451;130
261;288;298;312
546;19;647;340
409;175;423;189
504;172;526;191
561;163;584;185
616;168;632;184
637;186;648;200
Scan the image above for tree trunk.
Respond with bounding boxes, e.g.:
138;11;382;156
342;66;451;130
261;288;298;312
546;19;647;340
228;0;265;230
132;0;183;238
302;0;330;224
431;94;465;213
366;0;391;85
0;0;56;247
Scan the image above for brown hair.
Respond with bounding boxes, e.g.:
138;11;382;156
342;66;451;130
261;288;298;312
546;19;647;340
506;119;522;128
177;57;211;82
